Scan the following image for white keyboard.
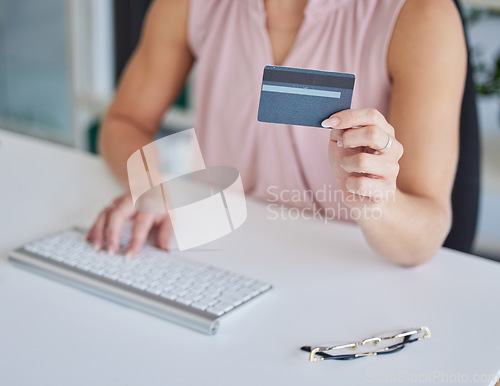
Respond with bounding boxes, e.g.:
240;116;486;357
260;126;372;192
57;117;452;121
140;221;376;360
9;228;272;335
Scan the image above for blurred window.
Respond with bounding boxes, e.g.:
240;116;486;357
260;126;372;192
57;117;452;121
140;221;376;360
0;0;72;144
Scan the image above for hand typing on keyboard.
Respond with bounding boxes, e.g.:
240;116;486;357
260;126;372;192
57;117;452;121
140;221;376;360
86;194;172;259
13;229;272;334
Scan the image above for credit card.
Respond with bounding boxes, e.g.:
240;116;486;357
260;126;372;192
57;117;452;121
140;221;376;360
257;66;355;128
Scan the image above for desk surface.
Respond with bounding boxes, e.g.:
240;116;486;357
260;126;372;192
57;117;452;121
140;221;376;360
0;129;499;386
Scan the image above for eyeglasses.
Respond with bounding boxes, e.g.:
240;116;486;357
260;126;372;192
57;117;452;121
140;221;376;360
301;326;431;362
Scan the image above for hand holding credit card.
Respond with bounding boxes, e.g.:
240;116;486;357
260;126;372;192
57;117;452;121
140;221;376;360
257;66;355;128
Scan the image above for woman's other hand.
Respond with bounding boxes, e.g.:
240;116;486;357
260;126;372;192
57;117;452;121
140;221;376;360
323;108;404;211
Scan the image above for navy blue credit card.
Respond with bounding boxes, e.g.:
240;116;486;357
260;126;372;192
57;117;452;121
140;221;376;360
257;66;355;128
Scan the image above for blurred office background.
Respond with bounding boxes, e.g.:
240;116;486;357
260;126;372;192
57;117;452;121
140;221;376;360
0;0;499;260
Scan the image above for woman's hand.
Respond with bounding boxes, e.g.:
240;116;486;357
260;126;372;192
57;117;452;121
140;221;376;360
323;108;404;212
86;193;172;258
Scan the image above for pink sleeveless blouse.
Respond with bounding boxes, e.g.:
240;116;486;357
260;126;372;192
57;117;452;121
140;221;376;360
188;0;406;218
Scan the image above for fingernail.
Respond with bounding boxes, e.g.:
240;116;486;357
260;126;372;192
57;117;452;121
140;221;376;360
93;242;99;251
125;251;133;260
321;117;340;128
107;246;114;256
337;136;344;147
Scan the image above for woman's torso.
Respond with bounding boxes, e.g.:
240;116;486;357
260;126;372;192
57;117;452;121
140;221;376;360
188;0;406;218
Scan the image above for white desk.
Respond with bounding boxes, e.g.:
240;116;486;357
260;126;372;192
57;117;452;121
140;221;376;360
0;129;499;386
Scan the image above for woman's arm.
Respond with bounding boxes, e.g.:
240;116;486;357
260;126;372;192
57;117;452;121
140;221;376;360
324;0;467;266
100;0;193;185
87;0;192;256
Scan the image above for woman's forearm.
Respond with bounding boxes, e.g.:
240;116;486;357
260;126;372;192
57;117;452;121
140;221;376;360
99;114;156;187
357;189;452;266
97;0;194;187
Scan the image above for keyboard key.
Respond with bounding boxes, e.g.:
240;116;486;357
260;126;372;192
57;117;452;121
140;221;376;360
132;283;148;291
149;288;163;296
206;307;224;316
161;292;178;301
243;279;256;287
149;280;162;288
207;302;234;316
176;297;194;306
218;291;244;304
191;302;209;311
117;277;134;286
158;285;176;293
